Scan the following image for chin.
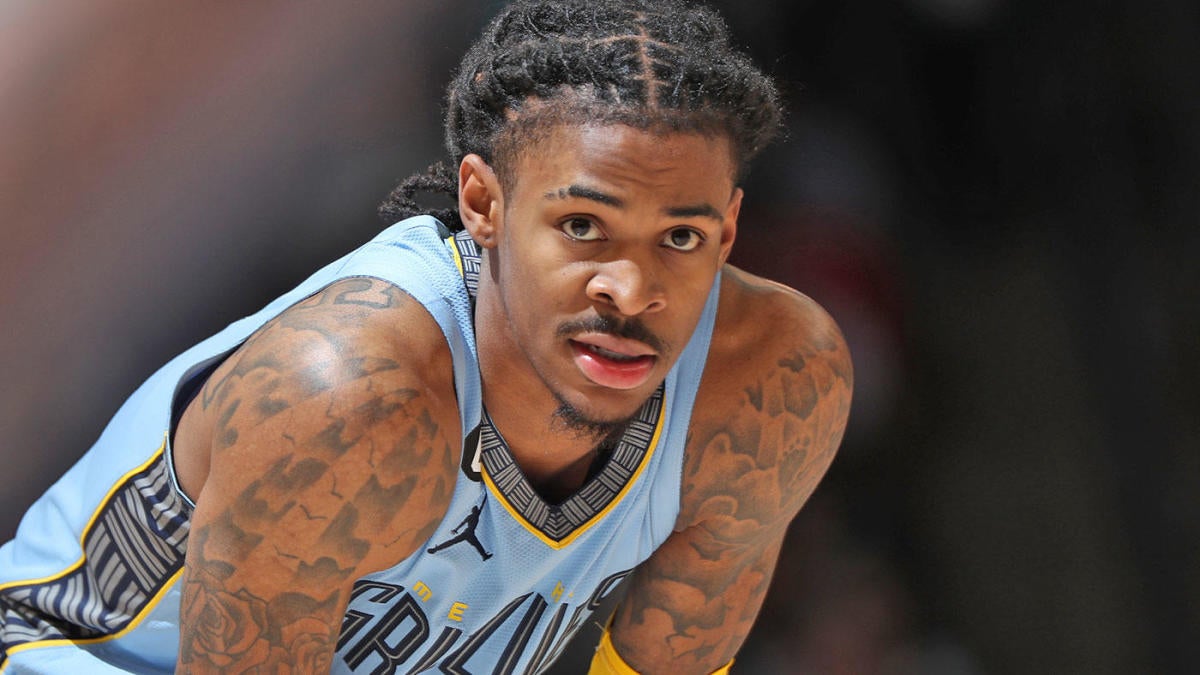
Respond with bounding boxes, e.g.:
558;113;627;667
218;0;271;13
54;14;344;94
550;390;645;440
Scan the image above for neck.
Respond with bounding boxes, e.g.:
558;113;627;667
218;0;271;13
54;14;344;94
482;391;610;484
471;287;602;494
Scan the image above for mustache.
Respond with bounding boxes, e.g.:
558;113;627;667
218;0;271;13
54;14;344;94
556;314;669;355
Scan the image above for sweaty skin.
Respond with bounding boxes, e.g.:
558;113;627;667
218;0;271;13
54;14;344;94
172;123;851;674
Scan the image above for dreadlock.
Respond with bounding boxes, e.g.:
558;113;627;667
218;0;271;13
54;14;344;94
379;0;783;231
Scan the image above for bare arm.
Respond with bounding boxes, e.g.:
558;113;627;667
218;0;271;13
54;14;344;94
606;280;853;673
174;278;459;673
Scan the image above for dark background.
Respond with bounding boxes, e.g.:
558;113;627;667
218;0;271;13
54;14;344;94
2;1;1196;672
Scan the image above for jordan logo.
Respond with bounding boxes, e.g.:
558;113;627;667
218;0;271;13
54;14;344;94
427;504;492;561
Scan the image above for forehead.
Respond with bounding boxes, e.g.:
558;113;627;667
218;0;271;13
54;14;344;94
503;123;737;200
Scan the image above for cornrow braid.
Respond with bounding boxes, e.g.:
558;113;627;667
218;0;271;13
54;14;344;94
379;0;783;230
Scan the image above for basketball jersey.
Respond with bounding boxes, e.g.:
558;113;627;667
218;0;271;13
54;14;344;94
0;216;720;674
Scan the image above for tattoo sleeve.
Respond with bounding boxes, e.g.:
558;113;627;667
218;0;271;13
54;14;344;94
176;279;457;673
611;332;853;673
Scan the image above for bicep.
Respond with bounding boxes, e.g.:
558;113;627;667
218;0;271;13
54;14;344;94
179;398;455;672
176;281;457;672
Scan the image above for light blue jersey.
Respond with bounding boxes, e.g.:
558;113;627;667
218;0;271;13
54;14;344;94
0;216;719;674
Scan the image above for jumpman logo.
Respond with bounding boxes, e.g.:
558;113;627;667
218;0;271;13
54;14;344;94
427;504;492;561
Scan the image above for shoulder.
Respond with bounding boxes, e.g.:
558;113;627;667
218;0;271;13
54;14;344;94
177;276;459;520
709;264;852;392
206;276;456;427
678;265;853;529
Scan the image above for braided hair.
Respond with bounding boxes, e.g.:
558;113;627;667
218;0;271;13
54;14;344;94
379;0;783;230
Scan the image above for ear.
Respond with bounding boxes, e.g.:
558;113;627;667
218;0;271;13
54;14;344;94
458;154;503;249
717;187;743;265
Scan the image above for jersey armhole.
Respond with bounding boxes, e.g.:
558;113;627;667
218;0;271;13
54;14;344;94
164;349;235;509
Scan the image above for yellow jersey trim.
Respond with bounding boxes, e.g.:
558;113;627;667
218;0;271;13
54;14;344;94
447;234;466;277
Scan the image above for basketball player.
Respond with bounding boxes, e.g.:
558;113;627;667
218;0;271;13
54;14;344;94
0;0;852;672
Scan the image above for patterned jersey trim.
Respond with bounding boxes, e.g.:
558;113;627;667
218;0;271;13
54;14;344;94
479;388;665;548
0;440;190;669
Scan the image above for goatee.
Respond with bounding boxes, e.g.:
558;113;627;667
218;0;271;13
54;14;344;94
551;397;633;444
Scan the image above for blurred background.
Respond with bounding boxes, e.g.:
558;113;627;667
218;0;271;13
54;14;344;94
2;0;1197;672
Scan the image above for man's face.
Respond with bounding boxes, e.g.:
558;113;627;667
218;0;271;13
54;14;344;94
476;123;741;431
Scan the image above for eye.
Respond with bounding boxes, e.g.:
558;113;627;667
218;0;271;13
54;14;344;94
662;227;704;252
560;217;604;241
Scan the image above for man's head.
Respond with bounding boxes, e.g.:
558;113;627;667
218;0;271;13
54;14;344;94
380;0;785;434
459;122;742;435
381;0;783;228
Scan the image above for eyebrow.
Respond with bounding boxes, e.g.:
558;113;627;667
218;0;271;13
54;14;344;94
664;203;724;221
546;185;624;208
547;184;723;221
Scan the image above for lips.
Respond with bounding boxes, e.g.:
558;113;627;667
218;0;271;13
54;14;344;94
569;333;658;390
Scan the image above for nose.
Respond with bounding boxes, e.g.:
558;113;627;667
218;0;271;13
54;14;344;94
585;257;667;316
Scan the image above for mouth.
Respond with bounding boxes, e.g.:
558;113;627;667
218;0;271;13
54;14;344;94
569;334;658;390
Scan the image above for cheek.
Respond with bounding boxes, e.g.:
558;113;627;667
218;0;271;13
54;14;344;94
510;243;580;308
498;254;562;332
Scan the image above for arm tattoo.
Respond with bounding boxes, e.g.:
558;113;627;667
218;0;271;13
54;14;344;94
614;337;852;669
179;278;455;672
179;528;339;673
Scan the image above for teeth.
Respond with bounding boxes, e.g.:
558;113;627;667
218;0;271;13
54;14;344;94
585;343;639;362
